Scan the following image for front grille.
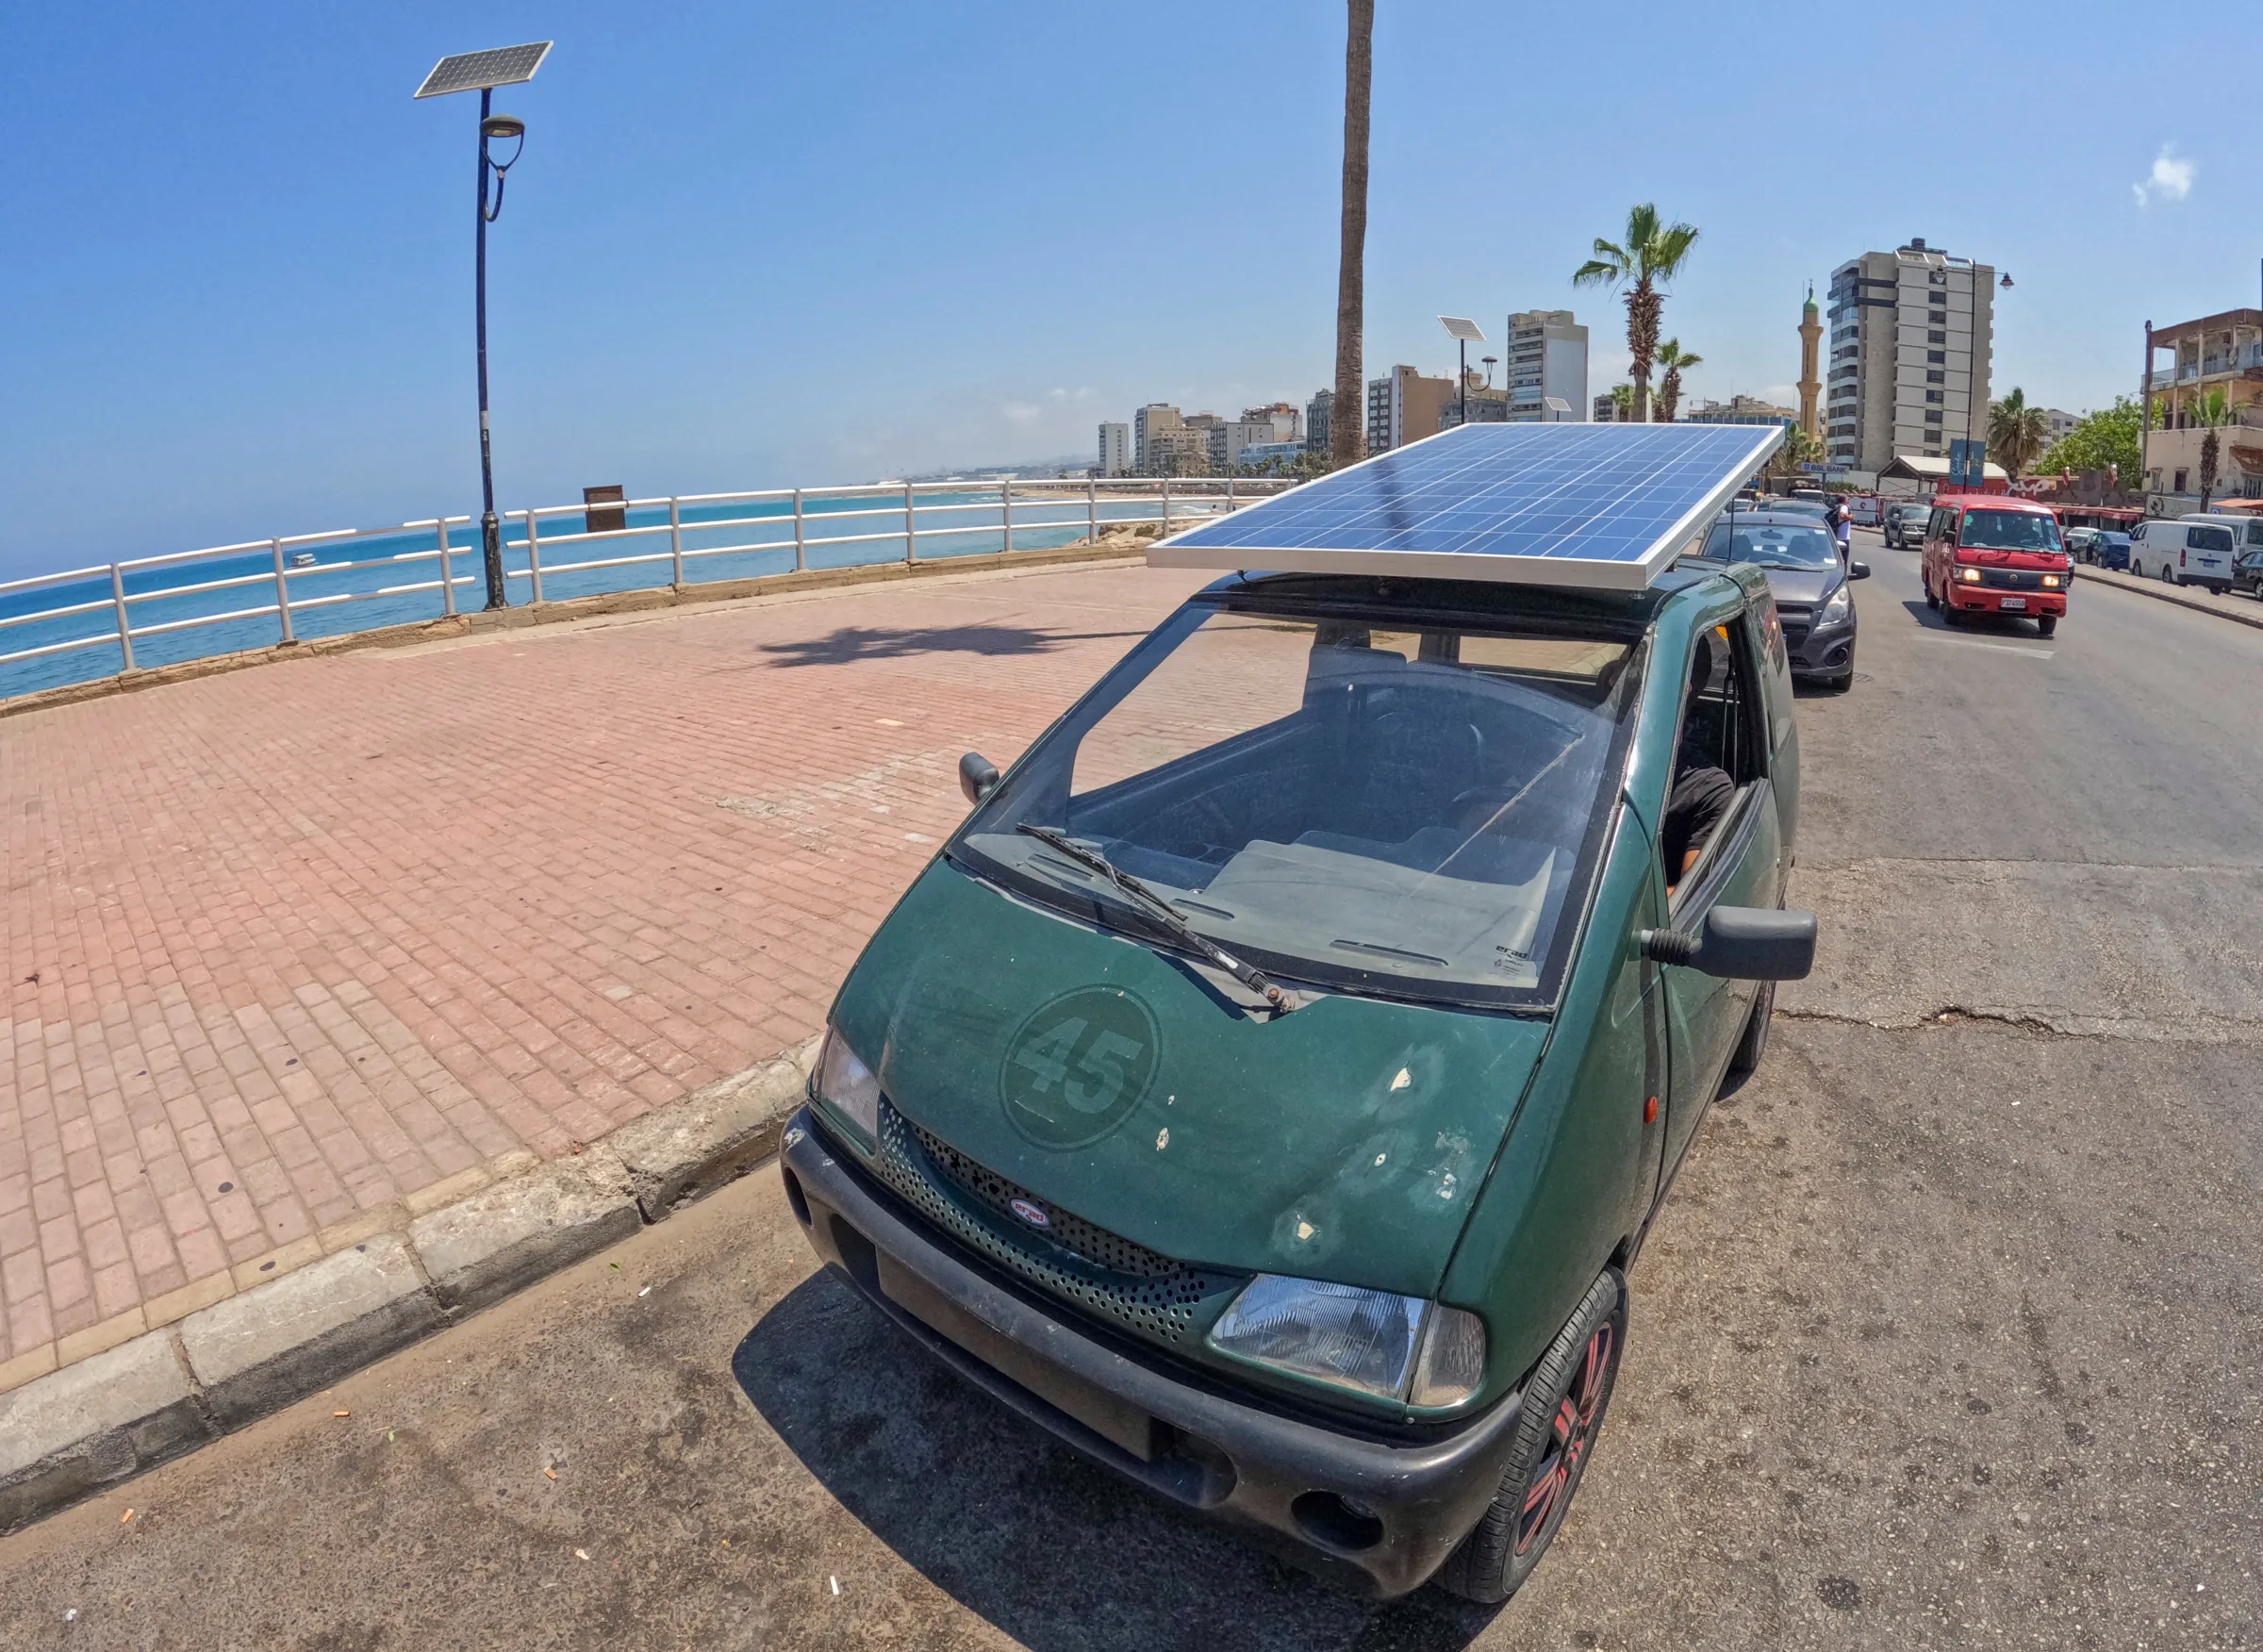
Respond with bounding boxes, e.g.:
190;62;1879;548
1776;603;1812;647
863;1103;1240;1346
1976;567;2050;590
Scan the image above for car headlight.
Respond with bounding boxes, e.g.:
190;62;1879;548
2042;573;2061;588
1207;1274;1488;1407
813;1027;882;1145
1819;584;1852;624
1958;566;1984;584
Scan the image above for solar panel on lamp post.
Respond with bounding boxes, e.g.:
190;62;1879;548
416;42;553;610
1440;317;1485;430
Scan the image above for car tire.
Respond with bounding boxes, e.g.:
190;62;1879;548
1434;1268;1627;1606
1726;980;1776;1079
2164;565;2178;585
2037;616;2057;638
1924;580;1939;610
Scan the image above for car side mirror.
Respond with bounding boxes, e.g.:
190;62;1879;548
1849;561;1871;580
958;751;1000;805
1642;906;1817;980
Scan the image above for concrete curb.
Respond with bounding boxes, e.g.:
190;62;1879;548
2080;566;2263;631
0;1035;821;1535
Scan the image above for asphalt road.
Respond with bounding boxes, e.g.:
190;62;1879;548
3;530;2258;1651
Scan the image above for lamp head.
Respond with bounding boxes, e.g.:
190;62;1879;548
481;113;526;141
1999;272;2014;290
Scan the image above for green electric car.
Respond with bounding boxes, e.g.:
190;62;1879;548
780;424;1814;1601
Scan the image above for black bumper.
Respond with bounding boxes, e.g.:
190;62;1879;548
1789;618;1855;677
779;1110;1527;1598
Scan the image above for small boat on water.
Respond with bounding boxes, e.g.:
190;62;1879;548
289;552;317;568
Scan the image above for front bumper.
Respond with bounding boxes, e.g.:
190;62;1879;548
1787;615;1856;677
1948;585;2065;617
779;1110;1528;1597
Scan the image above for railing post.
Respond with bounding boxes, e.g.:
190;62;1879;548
793;488;806;571
1087;475;1097;543
1226;474;1236;510
669;496;685;588
904;482;917;564
525;509;543;603
437;519;457;617
1162;474;1172;534
108;562;135;671
1000;477;1013;555
270;537;297;644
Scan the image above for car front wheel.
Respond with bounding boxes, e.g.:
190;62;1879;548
1434;1268;1627;1605
2037;615;2057;638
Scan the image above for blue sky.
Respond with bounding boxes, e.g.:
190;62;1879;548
2;0;2253;573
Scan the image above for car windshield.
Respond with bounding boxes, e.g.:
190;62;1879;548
2103;534;2130;548
949;600;1644;1008
1770;500;1827;516
1701;521;1840;570
1959;509;2062;552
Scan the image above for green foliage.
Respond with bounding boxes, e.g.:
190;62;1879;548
1768;423;1824;478
2034;397;2142;485
1987;388;2053;478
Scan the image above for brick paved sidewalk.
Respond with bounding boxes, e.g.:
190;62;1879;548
0;557;1205;1381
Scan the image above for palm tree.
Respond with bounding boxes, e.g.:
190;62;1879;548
1986;388;2052;478
1572;204;1700;425
1608;384;1634;421
1768;423;1824;480
1330;0;1374;469
1652;339;1701;422
2189;386;2237;510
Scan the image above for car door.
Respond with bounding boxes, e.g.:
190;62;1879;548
1655;603;1784;1180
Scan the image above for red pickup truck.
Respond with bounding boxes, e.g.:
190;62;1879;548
1920;494;2070;636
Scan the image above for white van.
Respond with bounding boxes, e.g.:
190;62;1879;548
2129;517;2238;592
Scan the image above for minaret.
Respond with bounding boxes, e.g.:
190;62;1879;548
1797;283;1823;443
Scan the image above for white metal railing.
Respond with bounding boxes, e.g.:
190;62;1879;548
0;473;1294;691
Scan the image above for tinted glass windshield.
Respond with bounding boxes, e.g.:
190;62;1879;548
2189;524;2236;554
1701;521;1840;569
1960;509;2062;551
949;602;1644;1007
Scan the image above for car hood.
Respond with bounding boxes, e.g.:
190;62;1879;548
1755;565;1840;605
827;859;1551;1300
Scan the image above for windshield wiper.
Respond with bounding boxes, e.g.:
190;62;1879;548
1016;823;1294;1015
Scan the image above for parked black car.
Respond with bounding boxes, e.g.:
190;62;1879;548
1697;511;1868;690
2233;548;2263;598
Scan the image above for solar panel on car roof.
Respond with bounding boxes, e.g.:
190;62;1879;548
415;42;553;99
1152;421;1784;590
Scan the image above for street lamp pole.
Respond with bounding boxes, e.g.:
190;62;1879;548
475;88;503;608
415;41;553;612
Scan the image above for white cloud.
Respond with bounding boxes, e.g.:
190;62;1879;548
2133;144;2195;207
1000;401;1042;423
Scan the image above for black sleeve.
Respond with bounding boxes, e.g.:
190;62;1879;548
1661;766;1737;872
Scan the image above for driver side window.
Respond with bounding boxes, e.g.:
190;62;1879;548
1662;620;1766;898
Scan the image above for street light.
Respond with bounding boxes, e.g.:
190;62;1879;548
416;41;553;610
1440;316;1485;429
1479;355;1496;388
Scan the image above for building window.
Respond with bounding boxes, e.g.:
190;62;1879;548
2174;469;2189;492
1925;389;1944;404
1927;370;1945;384
1924;411;1944;424
1928;311;1947;325
1927;350;1946;364
1928;331;1947;344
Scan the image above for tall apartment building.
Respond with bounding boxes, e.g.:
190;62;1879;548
1686;394;1798;428
1824;238;1994;475
1132;404;1181;471
1305;388;1333;453
1504;310;1588;421
1366;366;1455;454
1097;422;1131;476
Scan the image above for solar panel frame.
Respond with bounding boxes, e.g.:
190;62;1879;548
415;41;553;99
1150;421;1785;591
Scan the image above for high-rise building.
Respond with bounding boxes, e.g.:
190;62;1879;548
1144;427;1209;476
1594;390;1623;423
1132;404;1181;471
1686;395;1798;428
1305;388;1333;453
1365;366;1455;453
1097;422;1131;476
1504;310;1588;421
1796;287;1823;442
1825;238;1994;476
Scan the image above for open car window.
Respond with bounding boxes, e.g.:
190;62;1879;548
949;602;1644;1008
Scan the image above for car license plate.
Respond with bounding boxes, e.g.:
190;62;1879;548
1999;597;2027;610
